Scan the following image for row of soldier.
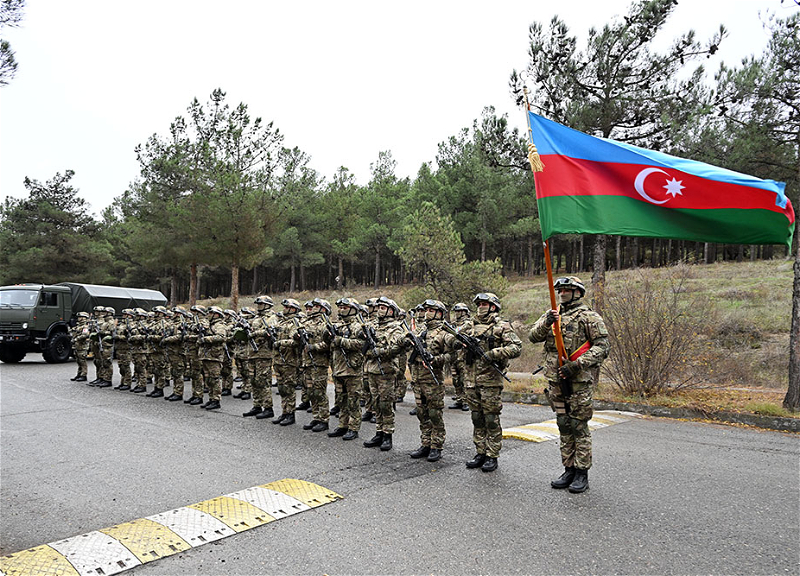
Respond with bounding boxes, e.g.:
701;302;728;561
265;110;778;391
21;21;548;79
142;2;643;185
70;280;608;490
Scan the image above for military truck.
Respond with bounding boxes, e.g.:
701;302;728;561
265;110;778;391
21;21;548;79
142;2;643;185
0;283;167;364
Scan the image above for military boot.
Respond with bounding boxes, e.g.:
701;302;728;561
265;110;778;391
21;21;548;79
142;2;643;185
279;412;295;426
96;380;112;388
312;421;329;432
410;446;430;459
272;413;287;425
118;384;131;391
427;449;442;462
379;434;392;451
243;406;262;417
165;393;182;401
256;407;275;419
149;388;164;398
75;376;87;382
363;432;383;448
297;400;310;410
551;467;576;489
466;454;486;469
327;427;347;437
204;399;221;410
481;457;498;472
131;385;146;393
568;469;589;493
361;411;373;422
329;405;340;416
342;430;358;441
303;420;320;430
187;396;203;405
70;374;80;381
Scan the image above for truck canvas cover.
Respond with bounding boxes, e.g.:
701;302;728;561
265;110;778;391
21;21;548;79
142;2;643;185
57;283;167;313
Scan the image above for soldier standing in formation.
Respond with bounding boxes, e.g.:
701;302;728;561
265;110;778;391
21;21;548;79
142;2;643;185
69;311;90;382
146;306;171;398
528;276;609;494
198;306;228;410
95;307;116;388
360;297;379;422
273;298;302;425
448;302;472;411
185;305;207;404
406;299;450;462
328;298;366;440
129;309;149;393
462;293;521;473
246;296;278;420
113;309;134;391
232;306;255;402
362;296;404;452
299;298;332;432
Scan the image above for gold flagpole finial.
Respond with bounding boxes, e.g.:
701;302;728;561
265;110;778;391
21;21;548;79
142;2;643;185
523;88;545;173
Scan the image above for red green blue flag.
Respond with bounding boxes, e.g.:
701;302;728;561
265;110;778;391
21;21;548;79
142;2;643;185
529;112;795;248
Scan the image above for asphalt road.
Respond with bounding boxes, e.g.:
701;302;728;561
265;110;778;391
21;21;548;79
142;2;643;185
1;360;798;575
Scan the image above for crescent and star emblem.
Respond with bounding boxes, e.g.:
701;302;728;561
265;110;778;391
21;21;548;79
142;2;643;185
633;167;685;205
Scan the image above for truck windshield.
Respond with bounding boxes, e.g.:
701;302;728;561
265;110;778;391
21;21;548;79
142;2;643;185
0;290;40;307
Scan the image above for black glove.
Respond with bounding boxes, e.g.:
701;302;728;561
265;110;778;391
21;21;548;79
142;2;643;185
558;360;581;379
544;310;559;327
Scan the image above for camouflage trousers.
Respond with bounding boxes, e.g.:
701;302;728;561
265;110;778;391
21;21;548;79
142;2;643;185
186;346;204;399
150;350;169;390
202;359;222;401
132;351;148;384
466;385;503;458
550;381;593;470
235;356;252;393
251;358;273;410
91;342;101;379
168;348;185;394
413;378;446;449
221;355;233;392
99;344;114;382
362;377;374;413
304;365;329;424
451;359;467;403
367;373;397;434
333;376;361;432
394;352;408;400
274;364;298;416
75;349;88;377
115;346;132;386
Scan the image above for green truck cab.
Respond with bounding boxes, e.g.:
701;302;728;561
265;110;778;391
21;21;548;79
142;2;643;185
0;283;167;364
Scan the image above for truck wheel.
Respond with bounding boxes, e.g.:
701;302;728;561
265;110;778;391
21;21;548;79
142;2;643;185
43;332;71;363
0;345;27;363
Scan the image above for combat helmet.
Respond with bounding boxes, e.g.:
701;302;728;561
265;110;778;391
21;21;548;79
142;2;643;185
282;298;302;312
76;311;90;320
240;307;255;317
254;295;274;308
153;305;168;315
208;305;225;318
121;308;135;317
376;296;400;317
452;302;469;313
473;292;501;312
422;299;447;318
336;297;360;308
135;308;148;317
190;304;208;316
92;305;105;315
553;276;586;298
173;306;190;317
312;297;331;315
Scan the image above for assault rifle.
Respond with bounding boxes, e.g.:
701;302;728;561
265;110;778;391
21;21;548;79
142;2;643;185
324;313;356;369
292;317;314;361
442;321;511;383
234;315;259;353
91;319;104;354
401;318;440;386
356;312;384;376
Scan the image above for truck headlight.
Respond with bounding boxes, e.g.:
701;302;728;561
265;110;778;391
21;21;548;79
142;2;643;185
22;323;28;329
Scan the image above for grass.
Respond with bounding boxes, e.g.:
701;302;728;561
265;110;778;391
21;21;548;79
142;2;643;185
194;258;797;419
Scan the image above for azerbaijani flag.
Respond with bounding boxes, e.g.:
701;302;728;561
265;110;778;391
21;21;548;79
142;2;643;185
529;112;795;248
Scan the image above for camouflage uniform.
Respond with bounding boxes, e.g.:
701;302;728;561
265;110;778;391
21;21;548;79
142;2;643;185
164;309;190;400
529;278;609;477
220;312;235;396
363;297;405;447
247;299;279;416
463;294;522;465
273;301;302;423
113;310;134;390
449;303;472;410
69;314;91;381
185;306;208;403
129;310;151;393
88;308;104;383
199;307;229;408
298;301;332;429
147;308;172;397
231;308;256;399
330;299;366;437
96;308;117;386
406;303;450;455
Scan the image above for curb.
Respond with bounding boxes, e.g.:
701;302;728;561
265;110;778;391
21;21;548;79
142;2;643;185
497;390;800;433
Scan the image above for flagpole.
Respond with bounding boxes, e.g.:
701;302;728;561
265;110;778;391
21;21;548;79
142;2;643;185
524;88;566;365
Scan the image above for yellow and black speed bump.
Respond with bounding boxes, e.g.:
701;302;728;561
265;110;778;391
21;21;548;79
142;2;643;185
0;479;342;576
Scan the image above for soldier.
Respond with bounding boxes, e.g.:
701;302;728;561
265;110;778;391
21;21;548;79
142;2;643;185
164;307;191;401
405;299;451;462
360;297;379;421
461;292;521;472
146;306;171;398
362;296;405;451
448;303;472;411
272;298;303;425
88;305;106;386
394;307;409;403
184;305;208;405
296;300;315;412
328;298;366;440
69;311;91;382
113;309;135;391
220;310;237;397
129;309;151;393
295;297;331;432
232;307;256;401
246;296;279;420
95;307;117;388
198;306;228;410
528;276;609;494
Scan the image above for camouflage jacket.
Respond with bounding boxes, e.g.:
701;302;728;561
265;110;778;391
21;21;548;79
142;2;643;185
528;300;609;384
200;317;229;362
248;310;278;360
463;312;522;387
297;312;330;369
70;322;91;352
405;318;449;385
274;313;301;367
364;316;404;376
331;316;366;378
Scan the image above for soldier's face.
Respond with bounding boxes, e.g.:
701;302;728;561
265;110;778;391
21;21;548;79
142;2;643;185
378;305;391;318
557;288;575;304
424;308;437;320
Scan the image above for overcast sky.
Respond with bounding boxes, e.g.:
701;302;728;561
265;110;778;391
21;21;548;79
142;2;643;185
1;0;796;216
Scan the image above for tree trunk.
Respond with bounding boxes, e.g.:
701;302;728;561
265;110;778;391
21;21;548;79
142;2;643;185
299;262;306;292
170;269;178;307
189;263;198;306
230;262;240;311
374;248;381;289
337;257;343;289
252;265;259;295
785;160;800;412
592;235;606;315
615;236;621;270
290;264;296;293
480;238;486;262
